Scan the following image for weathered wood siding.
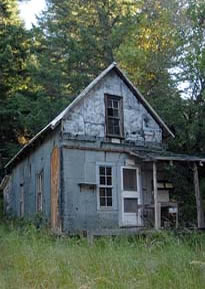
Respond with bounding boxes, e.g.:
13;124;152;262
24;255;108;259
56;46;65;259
7;129;61;220
63;70;162;144
61;140;147;233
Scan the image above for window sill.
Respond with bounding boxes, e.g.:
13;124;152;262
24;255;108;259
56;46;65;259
106;135;124;140
97;207;116;212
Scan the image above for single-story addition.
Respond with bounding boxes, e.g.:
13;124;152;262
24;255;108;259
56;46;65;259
3;62;205;234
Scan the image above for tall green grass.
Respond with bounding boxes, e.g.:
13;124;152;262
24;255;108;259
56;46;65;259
0;223;205;289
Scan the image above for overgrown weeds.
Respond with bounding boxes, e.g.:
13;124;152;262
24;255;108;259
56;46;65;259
0;222;205;289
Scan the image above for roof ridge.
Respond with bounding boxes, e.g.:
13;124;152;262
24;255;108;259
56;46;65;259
5;62;174;168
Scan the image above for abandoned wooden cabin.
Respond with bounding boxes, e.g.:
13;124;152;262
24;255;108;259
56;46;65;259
3;62;205;234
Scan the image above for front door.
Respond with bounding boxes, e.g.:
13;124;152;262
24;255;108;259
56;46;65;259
121;167;142;226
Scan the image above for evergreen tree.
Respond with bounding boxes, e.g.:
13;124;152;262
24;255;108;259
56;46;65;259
32;0;136;97
0;0;31;167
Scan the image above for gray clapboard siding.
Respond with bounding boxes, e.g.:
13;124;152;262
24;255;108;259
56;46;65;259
63;70;162;144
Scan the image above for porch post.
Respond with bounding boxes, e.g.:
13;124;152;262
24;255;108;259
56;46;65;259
153;161;161;230
176;203;179;229
193;162;205;229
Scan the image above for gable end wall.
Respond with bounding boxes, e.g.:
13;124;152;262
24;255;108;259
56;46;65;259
63;70;162;144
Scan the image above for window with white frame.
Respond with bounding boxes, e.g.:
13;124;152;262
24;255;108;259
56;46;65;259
123;168;138;191
99;166;112;208
36;171;43;212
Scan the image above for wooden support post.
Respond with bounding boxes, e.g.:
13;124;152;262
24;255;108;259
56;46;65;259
153;161;161;230
193;162;205;229
176;204;179;229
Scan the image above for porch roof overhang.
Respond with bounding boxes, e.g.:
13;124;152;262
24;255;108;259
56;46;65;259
130;150;205;163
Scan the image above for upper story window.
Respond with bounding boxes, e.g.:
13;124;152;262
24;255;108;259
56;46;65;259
105;94;124;138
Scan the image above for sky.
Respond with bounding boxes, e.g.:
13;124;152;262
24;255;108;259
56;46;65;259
19;0;46;29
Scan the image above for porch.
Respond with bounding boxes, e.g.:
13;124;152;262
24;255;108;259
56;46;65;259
132;150;205;230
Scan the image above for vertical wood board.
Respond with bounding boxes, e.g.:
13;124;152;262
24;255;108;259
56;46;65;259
153;162;161;230
51;147;60;231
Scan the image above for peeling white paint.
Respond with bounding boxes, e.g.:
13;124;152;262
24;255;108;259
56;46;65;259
63;70;162;144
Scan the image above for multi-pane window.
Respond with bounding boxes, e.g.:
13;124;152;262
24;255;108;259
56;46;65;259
105;94;123;137
123;168;137;191
36;172;43;212
99;166;112;207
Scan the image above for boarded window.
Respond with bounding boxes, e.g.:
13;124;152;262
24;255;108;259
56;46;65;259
36;171;43;212
124;198;138;213
105;94;124;138
123;168;137;191
99;166;112;207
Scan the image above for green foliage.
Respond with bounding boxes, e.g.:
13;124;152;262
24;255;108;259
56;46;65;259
0;0;69;171
172;0;205;153
32;0;136;97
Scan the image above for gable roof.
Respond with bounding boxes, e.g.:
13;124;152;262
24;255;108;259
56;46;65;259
5;62;174;169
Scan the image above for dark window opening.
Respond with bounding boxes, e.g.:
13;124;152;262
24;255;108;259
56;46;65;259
123;168;137;191
105;94;124;138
